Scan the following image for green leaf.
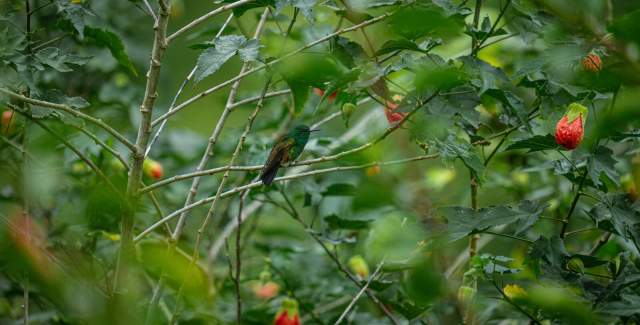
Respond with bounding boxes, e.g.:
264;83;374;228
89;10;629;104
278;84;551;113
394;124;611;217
434;135;484;179
587;194;640;239
506;134;558;152
194;35;257;82
35;47;90;73
587;146;619;188
609;9;640;46
84;27;137;76
324;214;371;230
439;200;546;241
526;236;575;282
387;3;463;40
375;38;441;56
323;183;356;196
55;0;92;38
275;0;317;22
221;0;275;17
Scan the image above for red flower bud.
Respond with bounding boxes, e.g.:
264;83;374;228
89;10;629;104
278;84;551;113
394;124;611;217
252;281;279;300
581;53;602;72
384;99;406;124
555;103;587;150
274;298;300;325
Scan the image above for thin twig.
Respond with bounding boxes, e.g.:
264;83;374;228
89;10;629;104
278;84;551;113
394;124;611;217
234;192;245;324
0;88;136;151
146;12;234;157
169;9;268;242
482;230;533;243
135;153;438;242
559;171;588;238
170;67;273;322
151;12;393;126
142;0;158;22
166;0;253;43
334;261;385;324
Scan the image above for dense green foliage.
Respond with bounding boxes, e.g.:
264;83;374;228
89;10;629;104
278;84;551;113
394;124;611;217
1;0;640;324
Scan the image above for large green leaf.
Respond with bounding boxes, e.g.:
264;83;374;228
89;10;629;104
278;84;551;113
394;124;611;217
34;47;90;73
439;200;546;241
84;27;137;76
194;35;259;82
506;134;559;152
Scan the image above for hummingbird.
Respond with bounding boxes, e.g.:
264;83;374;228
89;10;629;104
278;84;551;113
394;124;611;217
260;125;318;185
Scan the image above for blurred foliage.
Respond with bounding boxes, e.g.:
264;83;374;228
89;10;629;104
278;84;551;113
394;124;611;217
1;0;640;324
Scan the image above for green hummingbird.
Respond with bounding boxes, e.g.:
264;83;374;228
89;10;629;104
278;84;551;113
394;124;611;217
260;125;318;185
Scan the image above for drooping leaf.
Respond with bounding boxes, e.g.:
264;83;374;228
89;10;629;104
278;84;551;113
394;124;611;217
55;0;93;38
84;27;137;76
324;214;371;230
323;183;356;196
526;236;576;282
506;134;559;152
35;47;90;73
439;200;546;241
433;135;484;179
275;0;317;22
194;35;258;82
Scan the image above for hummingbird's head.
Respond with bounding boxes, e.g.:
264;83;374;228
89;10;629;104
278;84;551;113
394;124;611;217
289;125;319;143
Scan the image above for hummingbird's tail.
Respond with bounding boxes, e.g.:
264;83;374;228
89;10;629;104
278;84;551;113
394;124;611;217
260;165;279;185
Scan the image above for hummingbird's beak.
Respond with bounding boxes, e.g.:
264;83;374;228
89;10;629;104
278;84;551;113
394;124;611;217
310;128;321;132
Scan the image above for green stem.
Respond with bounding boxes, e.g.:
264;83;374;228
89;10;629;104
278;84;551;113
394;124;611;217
559;171;588;238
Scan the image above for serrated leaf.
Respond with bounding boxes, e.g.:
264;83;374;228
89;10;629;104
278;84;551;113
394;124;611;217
275;0;317;22
35;47;90;73
194;35;248;83
506;134;558;152
55;0;92;38
439;200;546;241
324;214;371;230
434;135;484;179
84;27;137;76
237;39;260;62
587;146;619;188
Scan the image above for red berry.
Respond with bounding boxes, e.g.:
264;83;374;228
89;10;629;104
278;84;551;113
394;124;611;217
581;53;602;72
143;159;164;180
555;116;583;150
313;88;337;102
2;110;14;134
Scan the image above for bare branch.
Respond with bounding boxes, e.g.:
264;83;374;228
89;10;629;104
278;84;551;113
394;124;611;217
335;261;385;324
170;8;270;242
114;0;171;293
134;154;438;241
151;12;392;126
0;88;136;151
166;0;254;43
146;12;235;157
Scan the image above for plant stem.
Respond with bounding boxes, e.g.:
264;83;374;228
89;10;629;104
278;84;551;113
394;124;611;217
559;171;588;238
151;12;392;126
482;230;533;244
589;232;612;255
166;0;253;43
115;0;170;293
234;193;244;324
472;0;513;54
0;88;136;151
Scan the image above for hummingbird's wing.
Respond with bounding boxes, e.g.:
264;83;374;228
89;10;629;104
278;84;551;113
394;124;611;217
260;136;294;185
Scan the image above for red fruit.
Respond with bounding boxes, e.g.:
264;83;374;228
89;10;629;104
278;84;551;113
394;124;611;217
384;100;406;124
581;53;602;72
555;103;587;150
143;159;164;180
274;298;300;325
313;88;337;102
365;165;381;177
253;281;280;300
2;110;14;134
274;311;300;325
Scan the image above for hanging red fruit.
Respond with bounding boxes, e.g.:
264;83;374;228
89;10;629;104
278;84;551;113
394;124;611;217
581;53;602;72
555;103;588;150
274;298;300;325
143;159;164;180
